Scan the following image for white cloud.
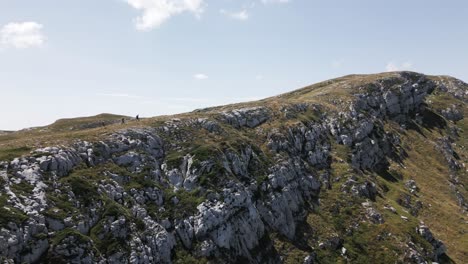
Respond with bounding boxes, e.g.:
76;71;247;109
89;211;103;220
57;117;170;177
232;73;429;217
385;61;413;72
261;0;290;4
255;74;264;80
220;9;249;21
125;0;204;31
193;73;208;80
0;22;45;49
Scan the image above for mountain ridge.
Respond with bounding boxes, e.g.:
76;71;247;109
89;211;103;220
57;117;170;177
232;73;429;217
0;71;467;263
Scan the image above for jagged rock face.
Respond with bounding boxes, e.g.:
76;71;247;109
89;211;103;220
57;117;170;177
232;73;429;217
129;219;176;264
257;159;320;239
352;73;434;121
225;147;251;176
0;72;466;263
163;154;206;191
34;147;82;177
192;185;265;260
267;123;331;169
0;220;49;263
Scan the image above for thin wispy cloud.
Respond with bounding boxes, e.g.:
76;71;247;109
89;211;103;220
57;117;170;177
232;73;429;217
220;9;249;21
193;73;208;80
0;22;45;49
386;61;413;72
122;0;292;29
125;0;204;31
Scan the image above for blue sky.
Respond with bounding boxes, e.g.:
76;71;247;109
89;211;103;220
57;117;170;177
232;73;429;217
0;0;467;130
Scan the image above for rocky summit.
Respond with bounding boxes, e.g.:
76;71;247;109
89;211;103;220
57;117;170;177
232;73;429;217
0;71;467;263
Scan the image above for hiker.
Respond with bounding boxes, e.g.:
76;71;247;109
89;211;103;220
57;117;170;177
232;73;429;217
136;114;140;121
121;118;125;124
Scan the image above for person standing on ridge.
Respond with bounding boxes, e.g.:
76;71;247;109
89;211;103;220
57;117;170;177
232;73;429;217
121;118;125;124
136;114;140;121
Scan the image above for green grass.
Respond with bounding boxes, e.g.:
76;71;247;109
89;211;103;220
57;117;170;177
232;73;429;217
94;234;127;255
33;232;48;240
0;195;28;227
161;189;205;219
173;247;208;264
0;146;31;161
48;113;129;132
51;228;91;246
10;180;34;195
45;191;78;219
102;199;131;218
165;151;185;169
198;162;226;189
305;136;445;264
62;175;100;206
89;199;139;255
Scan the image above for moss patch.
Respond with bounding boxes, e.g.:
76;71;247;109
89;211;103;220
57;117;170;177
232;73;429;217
0;195;28;227
160;189;205;219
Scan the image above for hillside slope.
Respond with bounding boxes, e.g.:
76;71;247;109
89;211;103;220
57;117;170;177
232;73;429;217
0;71;467;263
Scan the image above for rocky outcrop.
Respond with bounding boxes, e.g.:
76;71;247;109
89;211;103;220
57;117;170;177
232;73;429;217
192;184;265;260
34;147;82;177
405;179;419;194
222;146;254;178
221;107;270;128
267;123;331;168
129;218;176;264
0;221;49;263
433;76;468;101
416;224;446;262
434;136;468;211
49;232;102;264
397;194;423;216
362;201;384;224
257;159;320;239
341;177;378;200
441;104;464;121
327;73;436;171
353;73;434;122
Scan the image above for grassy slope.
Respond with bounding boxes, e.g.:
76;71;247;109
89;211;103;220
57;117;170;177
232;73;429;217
0;72;388;158
0;72;411;157
0;114;131;160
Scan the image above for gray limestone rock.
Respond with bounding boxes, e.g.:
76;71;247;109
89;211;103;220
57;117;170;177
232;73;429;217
417;224;446;262
221;107;270;128
257;159;320;239
193;184;265;259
